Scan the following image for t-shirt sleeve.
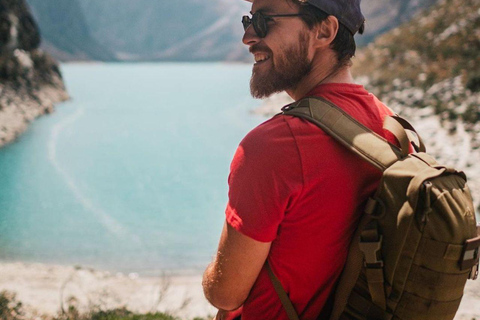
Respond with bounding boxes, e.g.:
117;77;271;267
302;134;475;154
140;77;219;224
225;116;304;242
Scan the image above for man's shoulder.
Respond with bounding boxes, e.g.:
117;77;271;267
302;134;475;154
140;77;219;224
241;114;294;147
232;114;307;173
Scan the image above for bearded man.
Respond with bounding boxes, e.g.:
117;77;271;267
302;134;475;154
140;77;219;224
203;0;398;319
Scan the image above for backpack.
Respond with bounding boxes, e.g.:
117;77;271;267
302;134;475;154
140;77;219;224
266;96;480;320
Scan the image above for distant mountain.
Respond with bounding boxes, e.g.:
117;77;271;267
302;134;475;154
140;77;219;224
76;0;249;62
25;0;441;62
25;0;249;62
25;0;116;61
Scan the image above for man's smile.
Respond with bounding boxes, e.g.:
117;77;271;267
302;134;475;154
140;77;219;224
254;53;270;64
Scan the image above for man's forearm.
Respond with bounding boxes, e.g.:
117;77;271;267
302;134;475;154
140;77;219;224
202;222;271;311
202;259;245;311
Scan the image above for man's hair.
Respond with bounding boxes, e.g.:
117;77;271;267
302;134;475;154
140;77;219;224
292;1;361;66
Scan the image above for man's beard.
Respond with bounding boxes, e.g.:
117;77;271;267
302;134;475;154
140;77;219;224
250;33;312;99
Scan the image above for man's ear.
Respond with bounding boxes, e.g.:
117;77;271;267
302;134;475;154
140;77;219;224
311;15;339;49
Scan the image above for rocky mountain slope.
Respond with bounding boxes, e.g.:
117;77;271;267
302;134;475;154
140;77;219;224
352;0;480;212
358;0;439;45
353;0;479;124
25;0;440;62
0;0;68;147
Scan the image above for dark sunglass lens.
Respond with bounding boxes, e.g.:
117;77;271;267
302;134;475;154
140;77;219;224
252;12;267;38
242;16;251;31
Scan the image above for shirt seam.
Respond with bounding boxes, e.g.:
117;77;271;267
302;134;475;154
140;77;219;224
281;115;306;211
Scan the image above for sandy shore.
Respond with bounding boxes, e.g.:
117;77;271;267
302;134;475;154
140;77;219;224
0;262;478;319
0;262;216;320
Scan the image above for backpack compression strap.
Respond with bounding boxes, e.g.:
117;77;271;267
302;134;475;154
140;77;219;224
281;97;407;171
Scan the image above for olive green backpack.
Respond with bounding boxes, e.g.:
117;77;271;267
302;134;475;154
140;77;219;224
267;97;480;320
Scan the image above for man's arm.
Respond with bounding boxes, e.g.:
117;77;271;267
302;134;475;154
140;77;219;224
202;220;272;311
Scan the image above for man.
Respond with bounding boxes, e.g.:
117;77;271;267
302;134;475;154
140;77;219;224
203;0;397;319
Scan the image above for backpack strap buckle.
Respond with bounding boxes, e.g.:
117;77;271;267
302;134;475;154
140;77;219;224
461;233;480;279
359;234;387;309
359;235;384;268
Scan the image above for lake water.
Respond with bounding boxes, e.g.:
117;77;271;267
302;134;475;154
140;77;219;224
0;63;265;275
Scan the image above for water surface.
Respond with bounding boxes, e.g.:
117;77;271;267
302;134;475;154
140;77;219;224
0;63;264;275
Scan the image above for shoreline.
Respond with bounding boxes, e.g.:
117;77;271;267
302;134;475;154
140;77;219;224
0;261;215;320
1;261;478;319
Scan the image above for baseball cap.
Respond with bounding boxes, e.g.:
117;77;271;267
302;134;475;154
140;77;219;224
244;0;365;35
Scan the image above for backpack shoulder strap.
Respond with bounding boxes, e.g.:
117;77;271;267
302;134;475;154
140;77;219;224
266;261;300;320
282;97;405;171
281;96;407;319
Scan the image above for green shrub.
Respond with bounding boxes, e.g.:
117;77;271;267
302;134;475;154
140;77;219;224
54;306;184;320
0;291;24;320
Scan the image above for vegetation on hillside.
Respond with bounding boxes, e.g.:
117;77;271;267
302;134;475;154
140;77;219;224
353;0;480;126
0;291;209;320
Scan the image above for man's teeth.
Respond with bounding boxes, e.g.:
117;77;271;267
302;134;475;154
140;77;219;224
254;53;270;63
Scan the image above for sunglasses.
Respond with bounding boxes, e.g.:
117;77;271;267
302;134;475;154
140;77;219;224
242;12;307;38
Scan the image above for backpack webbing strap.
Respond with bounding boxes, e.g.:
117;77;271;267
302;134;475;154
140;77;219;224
282;97;403;171
383;117;410;157
266;261;300;320
391;115;426;152
329;213;380;320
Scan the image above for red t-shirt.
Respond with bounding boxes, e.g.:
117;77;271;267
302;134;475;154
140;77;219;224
225;83;396;319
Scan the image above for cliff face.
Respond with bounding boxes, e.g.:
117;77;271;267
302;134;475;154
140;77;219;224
0;0;39;52
0;0;68;147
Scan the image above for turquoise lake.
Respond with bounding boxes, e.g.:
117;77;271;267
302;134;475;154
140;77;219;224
0;63;265;275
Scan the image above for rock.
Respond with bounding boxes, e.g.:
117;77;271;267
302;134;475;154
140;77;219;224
0;0;68;148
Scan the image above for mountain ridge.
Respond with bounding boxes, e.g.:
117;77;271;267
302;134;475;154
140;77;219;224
26;0;440;62
25;0;116;61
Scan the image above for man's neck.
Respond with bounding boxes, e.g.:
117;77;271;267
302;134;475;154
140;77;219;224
286;58;355;101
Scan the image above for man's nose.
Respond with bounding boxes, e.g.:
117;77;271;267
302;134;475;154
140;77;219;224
242;24;260;46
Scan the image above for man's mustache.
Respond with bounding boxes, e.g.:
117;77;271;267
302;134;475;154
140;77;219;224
249;44;272;54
